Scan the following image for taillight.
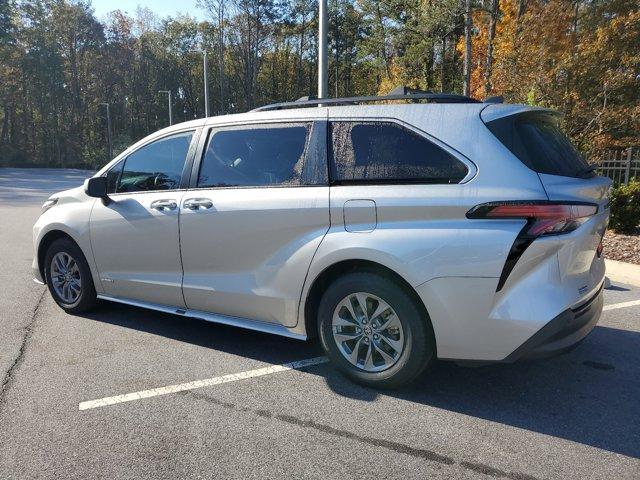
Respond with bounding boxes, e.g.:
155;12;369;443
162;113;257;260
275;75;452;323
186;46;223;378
466;201;598;237
466;201;598;291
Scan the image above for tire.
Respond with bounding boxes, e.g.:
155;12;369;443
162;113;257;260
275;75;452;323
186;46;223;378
317;271;435;388
44;237;98;314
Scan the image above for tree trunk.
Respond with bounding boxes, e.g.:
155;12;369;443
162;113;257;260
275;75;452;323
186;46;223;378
509;0;527;85
375;2;390;79
296;14;306;94
440;36;446;93
334;4;339;98
0;102;9;144
425;43;435;90
463;0;472;96
484;0;499;96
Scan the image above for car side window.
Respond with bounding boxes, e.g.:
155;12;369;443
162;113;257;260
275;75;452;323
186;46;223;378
117;131;194;193
329;121;468;184
197;123;311;188
105;160;124;194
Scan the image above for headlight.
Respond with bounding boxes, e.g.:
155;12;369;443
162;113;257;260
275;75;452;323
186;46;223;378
41;198;58;215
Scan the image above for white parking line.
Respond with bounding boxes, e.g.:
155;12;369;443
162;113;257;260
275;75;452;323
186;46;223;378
603;299;640;312
79;298;637;411
79;356;329;411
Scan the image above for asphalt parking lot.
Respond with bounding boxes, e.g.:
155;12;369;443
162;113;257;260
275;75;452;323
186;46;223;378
0;168;638;479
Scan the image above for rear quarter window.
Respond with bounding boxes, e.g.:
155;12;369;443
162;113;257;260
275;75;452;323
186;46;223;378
329;121;468;184
486;112;592;178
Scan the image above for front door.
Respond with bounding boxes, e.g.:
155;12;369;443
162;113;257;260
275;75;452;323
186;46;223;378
90;129;197;307
179;121;330;327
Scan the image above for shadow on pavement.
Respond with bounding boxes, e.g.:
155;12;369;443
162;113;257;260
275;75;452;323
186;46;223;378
79;301;640;459
605;284;631;292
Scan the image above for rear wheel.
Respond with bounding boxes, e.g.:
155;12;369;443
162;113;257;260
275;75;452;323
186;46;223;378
318;272;435;388
44;238;98;314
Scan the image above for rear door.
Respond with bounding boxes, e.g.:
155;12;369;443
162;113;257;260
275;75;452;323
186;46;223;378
179;121;329;327
321;118;484;283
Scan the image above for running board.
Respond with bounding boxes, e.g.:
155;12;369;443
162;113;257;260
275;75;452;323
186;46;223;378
96;294;307;341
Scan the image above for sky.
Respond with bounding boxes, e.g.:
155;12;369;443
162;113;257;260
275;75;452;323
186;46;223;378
91;0;205;21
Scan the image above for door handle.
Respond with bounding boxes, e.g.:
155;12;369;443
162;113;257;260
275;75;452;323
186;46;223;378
183;198;214;210
150;199;177;211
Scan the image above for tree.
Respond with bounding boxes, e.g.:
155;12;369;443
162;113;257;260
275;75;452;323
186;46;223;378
0;0;637;167
199;0;228;113
484;0;499;95
462;0;473;96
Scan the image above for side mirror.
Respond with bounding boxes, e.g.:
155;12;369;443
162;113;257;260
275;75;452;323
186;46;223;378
84;177;111;204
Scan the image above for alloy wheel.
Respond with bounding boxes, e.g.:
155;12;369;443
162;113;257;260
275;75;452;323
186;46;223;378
331;292;405;372
51;252;82;304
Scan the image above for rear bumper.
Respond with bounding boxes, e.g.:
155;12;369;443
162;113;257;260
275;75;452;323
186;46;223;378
502;283;604;362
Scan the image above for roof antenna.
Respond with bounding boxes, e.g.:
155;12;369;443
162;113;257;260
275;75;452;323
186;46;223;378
484;95;504;103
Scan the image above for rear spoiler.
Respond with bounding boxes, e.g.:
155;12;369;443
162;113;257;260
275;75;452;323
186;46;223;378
480;104;556;124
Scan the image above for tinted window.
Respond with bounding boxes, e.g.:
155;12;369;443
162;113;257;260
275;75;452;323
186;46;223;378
117;131;193;193
486;112;591;178
198;124;311;188
329;122;468;184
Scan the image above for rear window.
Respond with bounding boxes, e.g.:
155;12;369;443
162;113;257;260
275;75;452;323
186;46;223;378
486;112;592;178
329;121;468;184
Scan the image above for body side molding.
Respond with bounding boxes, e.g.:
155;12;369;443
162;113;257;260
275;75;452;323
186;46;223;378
97;294;307;341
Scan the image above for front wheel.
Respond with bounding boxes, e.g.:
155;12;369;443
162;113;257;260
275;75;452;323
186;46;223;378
44;238;98;314
317;272;436;388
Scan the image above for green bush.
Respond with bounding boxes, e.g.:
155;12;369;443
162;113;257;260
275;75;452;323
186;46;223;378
609;179;640;234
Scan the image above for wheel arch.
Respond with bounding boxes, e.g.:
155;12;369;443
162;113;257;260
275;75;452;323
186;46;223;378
302;259;434;344
37;230;81;283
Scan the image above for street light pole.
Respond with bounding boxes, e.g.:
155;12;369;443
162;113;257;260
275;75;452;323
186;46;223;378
188;49;210;118
100;102;112;160
203;50;210;117
318;0;328;100
158;90;173;126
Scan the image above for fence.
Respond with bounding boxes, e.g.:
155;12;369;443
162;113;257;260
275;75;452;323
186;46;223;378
596;147;640;185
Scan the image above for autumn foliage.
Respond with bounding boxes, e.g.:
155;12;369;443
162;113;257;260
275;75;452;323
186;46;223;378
465;0;639;153
0;0;638;167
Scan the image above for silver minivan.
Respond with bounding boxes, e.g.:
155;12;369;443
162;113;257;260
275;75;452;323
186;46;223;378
33;92;610;387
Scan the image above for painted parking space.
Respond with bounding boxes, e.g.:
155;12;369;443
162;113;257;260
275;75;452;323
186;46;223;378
75;296;640;414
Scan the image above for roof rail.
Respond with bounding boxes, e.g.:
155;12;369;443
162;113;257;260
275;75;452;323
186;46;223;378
252;88;479;112
484;95;504;104
387;86;433;95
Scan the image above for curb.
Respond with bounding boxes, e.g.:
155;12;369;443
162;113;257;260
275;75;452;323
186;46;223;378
606;259;640;288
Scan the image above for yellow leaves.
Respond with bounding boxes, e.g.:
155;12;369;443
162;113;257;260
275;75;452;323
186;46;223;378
377;62;424;96
468;0;639;150
377;63;402;96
